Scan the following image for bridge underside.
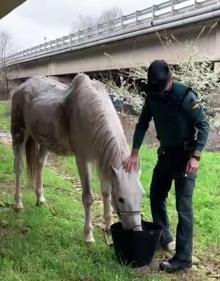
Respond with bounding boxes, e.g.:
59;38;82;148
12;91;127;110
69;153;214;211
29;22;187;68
0;0;26;19
9;20;220;79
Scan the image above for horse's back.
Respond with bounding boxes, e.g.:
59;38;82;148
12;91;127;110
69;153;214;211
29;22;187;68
11;77;71;153
11;76;68;115
11;76;67;99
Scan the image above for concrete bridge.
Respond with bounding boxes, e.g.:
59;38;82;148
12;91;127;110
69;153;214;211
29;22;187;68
0;0;27;19
7;0;220;79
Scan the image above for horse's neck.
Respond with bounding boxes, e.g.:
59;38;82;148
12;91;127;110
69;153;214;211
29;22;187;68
99;133;129;177
114;140;129;167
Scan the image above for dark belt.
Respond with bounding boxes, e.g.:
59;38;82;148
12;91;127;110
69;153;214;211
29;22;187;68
161;140;196;154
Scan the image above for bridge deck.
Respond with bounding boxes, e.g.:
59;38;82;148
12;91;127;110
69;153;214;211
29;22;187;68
7;0;220;66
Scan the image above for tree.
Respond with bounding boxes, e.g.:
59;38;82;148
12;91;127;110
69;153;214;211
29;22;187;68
71;7;122;33
73;15;96;32
103;26;220;129
98;7;122;24
0;31;12;99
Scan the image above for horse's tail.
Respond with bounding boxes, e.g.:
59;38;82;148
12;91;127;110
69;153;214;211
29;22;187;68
25;136;38;188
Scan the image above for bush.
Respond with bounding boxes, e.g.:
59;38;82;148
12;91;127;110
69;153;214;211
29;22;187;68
103;26;220;129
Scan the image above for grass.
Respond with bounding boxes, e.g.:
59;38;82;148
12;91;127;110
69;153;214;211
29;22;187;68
0;101;11;131
0;143;219;281
0;101;219;280
0;144;163;281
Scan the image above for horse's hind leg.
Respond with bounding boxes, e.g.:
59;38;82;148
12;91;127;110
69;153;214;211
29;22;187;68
13;141;25;212
76;158;94;242
35;146;48;206
100;177;113;232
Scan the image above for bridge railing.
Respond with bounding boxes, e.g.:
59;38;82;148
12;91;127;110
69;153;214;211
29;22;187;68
6;0;220;65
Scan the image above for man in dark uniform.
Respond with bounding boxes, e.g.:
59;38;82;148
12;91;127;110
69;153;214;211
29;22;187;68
123;60;209;273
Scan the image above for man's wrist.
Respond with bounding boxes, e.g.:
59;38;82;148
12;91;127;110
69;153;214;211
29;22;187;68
131;149;139;157
193;150;201;157
191;151;201;161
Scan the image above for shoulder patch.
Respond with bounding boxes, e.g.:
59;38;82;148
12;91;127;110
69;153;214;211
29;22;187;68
192;103;200;110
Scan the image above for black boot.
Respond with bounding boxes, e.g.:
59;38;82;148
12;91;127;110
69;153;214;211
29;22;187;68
159;255;192;273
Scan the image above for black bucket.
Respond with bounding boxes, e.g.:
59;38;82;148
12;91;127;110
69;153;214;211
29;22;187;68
111;220;162;268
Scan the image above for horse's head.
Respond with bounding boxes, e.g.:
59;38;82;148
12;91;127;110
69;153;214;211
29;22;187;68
111;166;145;231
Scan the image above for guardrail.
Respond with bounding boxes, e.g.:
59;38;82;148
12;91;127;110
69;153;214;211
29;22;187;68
6;0;220;65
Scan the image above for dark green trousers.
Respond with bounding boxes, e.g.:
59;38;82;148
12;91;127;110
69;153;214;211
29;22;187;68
150;147;195;262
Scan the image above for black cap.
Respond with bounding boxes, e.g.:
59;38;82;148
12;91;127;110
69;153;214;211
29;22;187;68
147;60;171;93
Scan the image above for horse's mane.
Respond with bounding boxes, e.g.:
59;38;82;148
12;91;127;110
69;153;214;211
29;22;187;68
70;74;129;173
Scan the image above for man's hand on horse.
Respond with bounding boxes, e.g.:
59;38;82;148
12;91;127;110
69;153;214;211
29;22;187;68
123;149;140;173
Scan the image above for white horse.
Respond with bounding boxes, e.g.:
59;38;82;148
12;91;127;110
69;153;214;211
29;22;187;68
11;73;145;242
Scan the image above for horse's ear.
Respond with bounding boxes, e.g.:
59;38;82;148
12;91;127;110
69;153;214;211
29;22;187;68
110;165;118;177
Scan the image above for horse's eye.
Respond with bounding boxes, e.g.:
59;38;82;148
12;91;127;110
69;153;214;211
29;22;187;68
118;198;124;203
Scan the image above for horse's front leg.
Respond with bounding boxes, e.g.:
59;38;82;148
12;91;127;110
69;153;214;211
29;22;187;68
100;177;113;233
76;158;94;242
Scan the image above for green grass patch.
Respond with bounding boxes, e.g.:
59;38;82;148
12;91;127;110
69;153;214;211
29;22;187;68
0;144;166;281
0;101;11;132
0;143;219;281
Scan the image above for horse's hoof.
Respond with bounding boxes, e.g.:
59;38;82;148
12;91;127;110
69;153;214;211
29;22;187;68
36;201;45;207
14;204;24;213
105;228;111;235
104;231;113;246
85;235;95;243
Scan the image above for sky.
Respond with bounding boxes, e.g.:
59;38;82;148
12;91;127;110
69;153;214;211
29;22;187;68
0;0;164;52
